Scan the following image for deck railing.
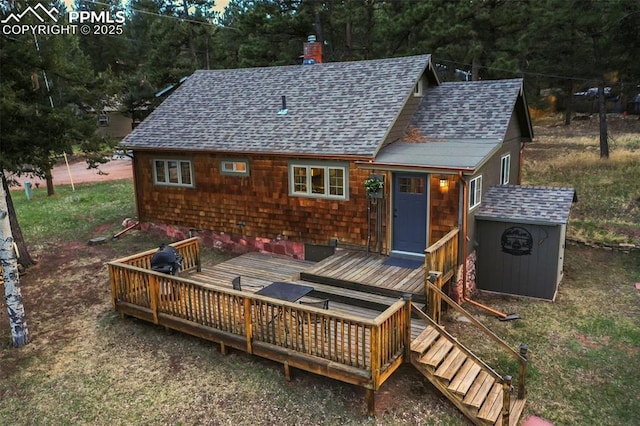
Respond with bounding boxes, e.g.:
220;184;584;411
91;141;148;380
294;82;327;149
424;228;459;282
113;237;201;273
108;251;410;398
424;277;528;401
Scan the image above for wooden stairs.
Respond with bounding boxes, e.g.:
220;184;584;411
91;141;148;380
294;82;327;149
410;324;526;425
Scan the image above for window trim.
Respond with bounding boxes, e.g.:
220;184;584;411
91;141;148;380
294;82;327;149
469;175;482;210
288;160;349;200
500;154;511;185
153;158;194;188
220;159;250;176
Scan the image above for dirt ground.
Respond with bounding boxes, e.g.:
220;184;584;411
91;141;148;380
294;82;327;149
2;116;638;424
7;157;133;190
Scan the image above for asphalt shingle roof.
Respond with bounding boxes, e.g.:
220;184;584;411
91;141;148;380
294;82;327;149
476;185;576;225
373;79;525;170
410;79;524;140
122;55;432;157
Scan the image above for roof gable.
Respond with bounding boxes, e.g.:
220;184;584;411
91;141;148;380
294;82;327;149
410;79;526;141
122;55;433;157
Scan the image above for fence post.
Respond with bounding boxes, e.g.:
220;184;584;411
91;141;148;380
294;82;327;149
518;343;528;399
402;293;412;361
502;375;512;425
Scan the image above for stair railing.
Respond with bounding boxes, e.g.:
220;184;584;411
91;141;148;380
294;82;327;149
423;277;528;400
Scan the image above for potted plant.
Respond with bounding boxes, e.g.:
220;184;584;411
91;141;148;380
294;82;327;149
364;176;384;198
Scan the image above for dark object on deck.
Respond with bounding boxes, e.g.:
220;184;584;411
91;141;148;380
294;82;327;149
151;244;182;275
232;276;242;291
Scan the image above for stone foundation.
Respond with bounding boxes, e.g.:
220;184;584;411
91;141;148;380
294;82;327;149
138;222;305;260
450;250;477;303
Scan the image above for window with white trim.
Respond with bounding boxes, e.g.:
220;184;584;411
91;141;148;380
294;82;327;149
469;175;482;210
289;162;348;199
500;154;511;185
220;159;249;176
153;159;193;187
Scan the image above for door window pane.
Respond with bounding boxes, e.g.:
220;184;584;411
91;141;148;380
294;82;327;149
399;177;424;194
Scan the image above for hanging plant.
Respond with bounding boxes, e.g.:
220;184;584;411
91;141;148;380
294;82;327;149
364;176;384;196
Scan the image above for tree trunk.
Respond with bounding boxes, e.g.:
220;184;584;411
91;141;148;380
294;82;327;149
45;168;54;196
471;56;480;81
598;83;609;158
0;178;30;347
564;81;573;125
1;175;36;269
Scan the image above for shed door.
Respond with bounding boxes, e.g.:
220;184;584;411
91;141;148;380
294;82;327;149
392;174;428;254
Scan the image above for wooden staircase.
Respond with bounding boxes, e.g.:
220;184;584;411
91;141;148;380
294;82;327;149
410;323;526;426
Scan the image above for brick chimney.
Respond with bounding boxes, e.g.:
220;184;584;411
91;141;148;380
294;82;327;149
302;35;322;65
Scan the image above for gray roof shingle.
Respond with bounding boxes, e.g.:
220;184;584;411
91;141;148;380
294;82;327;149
122;55;432;157
410;79;524;140
476;185;576;225
373;79;525;170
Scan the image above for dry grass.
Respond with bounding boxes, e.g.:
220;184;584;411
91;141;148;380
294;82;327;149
524;115;640;244
2;114;639;425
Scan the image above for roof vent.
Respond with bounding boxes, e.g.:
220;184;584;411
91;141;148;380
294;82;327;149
278;95;288;115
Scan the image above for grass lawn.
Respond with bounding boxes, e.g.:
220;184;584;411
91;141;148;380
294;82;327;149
1;116;639;425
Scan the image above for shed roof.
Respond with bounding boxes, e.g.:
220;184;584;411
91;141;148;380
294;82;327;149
476;185;577;225
122;55;433;157
371;79;531;171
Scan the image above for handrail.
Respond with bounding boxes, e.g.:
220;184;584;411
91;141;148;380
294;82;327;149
410;303;502;382
111;237;201;273
424;228;459;280
424;279;527;398
108;259;410;385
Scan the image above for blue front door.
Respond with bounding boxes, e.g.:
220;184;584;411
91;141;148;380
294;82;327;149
393;174;428;254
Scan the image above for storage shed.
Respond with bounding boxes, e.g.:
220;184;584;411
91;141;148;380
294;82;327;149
475;186;576;301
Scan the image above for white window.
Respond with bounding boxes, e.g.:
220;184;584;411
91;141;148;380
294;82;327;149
500;154;511;185
220;159;249;176
153;159;193;187
469;175;482;210
413;78;423;97
289;162;348;200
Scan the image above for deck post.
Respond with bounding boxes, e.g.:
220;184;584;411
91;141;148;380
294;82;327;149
108;264;118;310
244;297;253;354
365;388;375;417
502;375;512;425
195;238;202;272
149;274;159;325
284;361;291;381
426;271;442;324
518;343;528;399
402;293;412;362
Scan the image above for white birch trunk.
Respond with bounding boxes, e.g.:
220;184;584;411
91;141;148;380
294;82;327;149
1;182;29;347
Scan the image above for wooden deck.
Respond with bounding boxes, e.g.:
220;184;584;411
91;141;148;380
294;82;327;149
185;252;427;340
108;237;527;424
301;250;427;304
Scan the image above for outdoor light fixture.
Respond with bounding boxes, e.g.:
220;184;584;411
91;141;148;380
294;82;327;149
439;178;449;191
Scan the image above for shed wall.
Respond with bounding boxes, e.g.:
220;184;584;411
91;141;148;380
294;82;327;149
476;220;562;300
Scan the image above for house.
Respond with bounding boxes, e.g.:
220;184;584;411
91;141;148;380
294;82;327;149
120;52;533;293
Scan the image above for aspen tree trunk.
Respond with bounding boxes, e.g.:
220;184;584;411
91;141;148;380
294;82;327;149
0;181;29;347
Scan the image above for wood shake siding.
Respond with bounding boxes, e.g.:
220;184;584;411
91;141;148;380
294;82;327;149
429;175;460;245
134;152;374;246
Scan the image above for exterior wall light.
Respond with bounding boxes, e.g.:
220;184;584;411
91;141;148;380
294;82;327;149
439;178;449;191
